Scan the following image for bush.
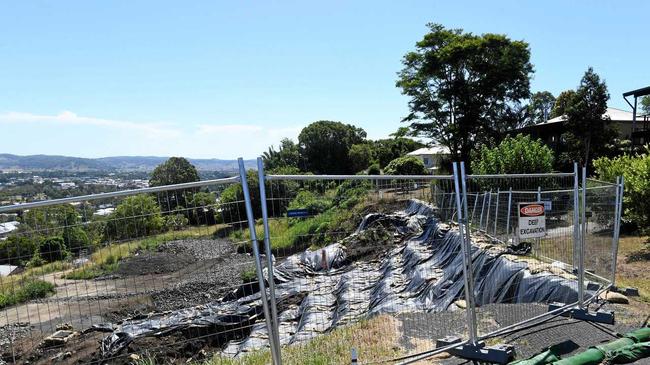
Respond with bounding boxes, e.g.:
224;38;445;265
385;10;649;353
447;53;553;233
288;191;332;215
0;235;38;266
594;150;650;232
39;236;70;263
384;156;428;175
0;280;55;309
104;194;164;240
348;143;374;173
472;134;554;174
367;163;381;175
63;226;90;253
164;213;189;231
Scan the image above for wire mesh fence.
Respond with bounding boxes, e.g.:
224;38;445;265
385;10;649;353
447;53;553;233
0;176;275;363
260;172;464;361
0;158;624;365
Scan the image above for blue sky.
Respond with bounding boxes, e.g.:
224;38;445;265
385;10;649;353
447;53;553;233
1;1;648;159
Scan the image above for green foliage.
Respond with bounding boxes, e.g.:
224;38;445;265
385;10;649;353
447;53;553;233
26;251;45;268
550;90;576;118
149;157;200;187
527;91;556;125
472;134;554;174
0;235;38;266
164;213;189;231
288;190;331;215
62;225;90;253
0;280;55;309
367;163;381;175
240;267;257;283
262;138;301;171
348;143;375;173
372;137;423;168
104;194;164;240
39;236;70;262
384;156;428;175
188;191;218;225
560;67;616;168
396;23;533;163
298;121;367;174
594;151;650;232
640;95;650;116
149;157;200;212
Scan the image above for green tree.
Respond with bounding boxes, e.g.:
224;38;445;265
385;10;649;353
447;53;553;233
298;121;367;174
527;91;556;125
561;67;615;167
149;157;200;212
104;194;164;240
550;90;576;118
384;156;428;175
641;95;650;115
373;137;423;168
472;134;554;174
262;138;301;171
39;236;69;263
188;191;218;225
348;144;374;173
396;23;533;164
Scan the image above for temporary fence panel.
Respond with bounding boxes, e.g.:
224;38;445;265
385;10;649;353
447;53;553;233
259;168;470;362
0;175;278;364
458;165;621;342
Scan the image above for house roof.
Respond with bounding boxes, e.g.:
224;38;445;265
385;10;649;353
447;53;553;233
541;107;635;125
0;265;18;277
407;146;451;156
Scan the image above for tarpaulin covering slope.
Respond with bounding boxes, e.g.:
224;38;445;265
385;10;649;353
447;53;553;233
93;199;597;358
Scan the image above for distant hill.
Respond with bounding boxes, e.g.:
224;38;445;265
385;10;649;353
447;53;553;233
0;154;256;172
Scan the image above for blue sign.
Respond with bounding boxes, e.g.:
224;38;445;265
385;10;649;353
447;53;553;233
287;209;310;218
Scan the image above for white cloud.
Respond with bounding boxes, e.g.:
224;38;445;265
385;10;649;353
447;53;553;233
0;110;303;158
0;111;181;139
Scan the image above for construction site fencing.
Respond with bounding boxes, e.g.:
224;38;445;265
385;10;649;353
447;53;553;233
0;172;279;364
0;157;624;365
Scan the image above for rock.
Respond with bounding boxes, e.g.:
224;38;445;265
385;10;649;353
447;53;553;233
454;300;467;309
599;291;629;304
41;330;77;348
128;354;141;361
55;323;73;331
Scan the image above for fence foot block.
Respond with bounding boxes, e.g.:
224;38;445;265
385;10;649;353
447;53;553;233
611;286;640;297
548;303;615;324
436;336;514;364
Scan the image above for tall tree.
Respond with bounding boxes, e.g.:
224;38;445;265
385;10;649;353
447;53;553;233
527;91;556;125
262;138;301;171
550;90;576;118
149;157;200;212
298;121;367;174
562;67;614;167
396;23;533;164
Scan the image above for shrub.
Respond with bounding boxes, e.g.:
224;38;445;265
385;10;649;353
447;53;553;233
348;143;374;173
472;134;554;174
367;163;381;175
164;213;189;231
0;280;55;309
39;236;70;263
63;225;90;253
288;191;332;215
594;150;650;232
384;156;428;175
104;194;164;240
0;235;38;266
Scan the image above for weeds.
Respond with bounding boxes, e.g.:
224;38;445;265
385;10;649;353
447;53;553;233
0;280;55;309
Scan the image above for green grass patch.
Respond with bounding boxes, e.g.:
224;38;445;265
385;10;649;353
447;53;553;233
0;279;55;309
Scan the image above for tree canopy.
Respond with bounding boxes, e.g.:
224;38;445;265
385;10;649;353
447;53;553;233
149;157;200;187
550;90;576;118
262;138;301;171
527;91;556;125
560;67;615;167
384;156;428;175
298;121;367;174
396;23;533;164
641;95;650;116
472;134;554;175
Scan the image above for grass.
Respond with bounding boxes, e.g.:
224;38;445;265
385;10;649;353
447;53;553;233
0;279;55;309
615;235;650;302
0;260;71;294
205;315;402;365
64;225;218;280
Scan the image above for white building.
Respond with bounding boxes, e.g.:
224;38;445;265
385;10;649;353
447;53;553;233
0;221;20;237
406;146;451;173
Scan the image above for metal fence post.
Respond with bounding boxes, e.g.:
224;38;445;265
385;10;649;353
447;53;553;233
573;163;580;272
610;176;624;286
479;192;487;230
506;188;512;238
238;158;282;364
453;162;478;344
471;192;479;226
484;190;492;232
578;166;587;308
493;189;500;236
257;158;282;362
